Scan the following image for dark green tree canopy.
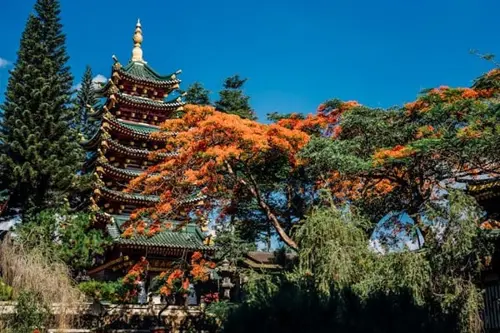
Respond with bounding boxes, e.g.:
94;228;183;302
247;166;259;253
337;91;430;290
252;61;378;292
215;74;256;120
0;0;81;212
74;65;99;139
184;81;211;105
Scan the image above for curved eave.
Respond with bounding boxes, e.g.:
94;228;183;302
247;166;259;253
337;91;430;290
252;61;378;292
106;138;176;160
97;161;148;182
80;130;101;149
104;116;171;142
96;185;159;205
116;92;185;111
116;241;215;253
89;106;106;119
95;80;114;96
117;68;181;89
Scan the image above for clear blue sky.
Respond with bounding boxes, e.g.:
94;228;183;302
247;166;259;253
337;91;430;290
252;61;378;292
1;0;499;121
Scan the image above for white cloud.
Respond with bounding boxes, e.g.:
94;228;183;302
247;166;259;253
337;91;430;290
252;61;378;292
0;57;11;68
92;74;107;83
73;74;107;91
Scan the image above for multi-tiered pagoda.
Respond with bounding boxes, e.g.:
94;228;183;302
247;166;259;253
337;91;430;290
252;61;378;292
83;21;213;279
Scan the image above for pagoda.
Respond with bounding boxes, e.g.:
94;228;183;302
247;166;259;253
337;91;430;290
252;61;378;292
83;21;214;279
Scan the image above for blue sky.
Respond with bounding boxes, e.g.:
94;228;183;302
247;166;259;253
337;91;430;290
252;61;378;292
1;0;499;121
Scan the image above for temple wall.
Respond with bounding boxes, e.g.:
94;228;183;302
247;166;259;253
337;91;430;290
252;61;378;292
0;302;212;333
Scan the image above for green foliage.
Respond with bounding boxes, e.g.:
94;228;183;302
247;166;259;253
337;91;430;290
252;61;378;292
224;190;488;333
224;275;454;333
184;82;211;105
0;0;82;212
15;207;111;271
215;75;255;120
74;65;100;139
267;112;305;123
301;73;500;225
77;280;121;302
0;277;13;301
297;191;487;333
213;226;256;264
295;204;372;294
10;290;50;333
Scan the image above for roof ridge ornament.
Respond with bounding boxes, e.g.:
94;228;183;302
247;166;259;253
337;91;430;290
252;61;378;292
131;19;146;63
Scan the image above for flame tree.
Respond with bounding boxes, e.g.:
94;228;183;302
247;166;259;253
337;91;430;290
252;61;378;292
301;67;500;239
127;105;310;250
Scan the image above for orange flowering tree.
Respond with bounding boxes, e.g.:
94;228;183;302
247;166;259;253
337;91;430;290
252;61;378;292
118;253;216;304
120;257;149;302
152;251;216;299
127;104;310;250
271;99;360;138
301;68;500;237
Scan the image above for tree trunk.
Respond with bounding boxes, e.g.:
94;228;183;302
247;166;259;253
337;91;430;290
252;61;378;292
225;161;299;250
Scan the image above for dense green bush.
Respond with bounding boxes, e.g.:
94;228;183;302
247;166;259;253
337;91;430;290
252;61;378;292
15;207;111;272
0;277;13;301
78;280;122;302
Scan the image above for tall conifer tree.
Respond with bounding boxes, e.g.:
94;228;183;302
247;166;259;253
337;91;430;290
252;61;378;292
215;75;256;120
0;0;81;212
75;65;99;139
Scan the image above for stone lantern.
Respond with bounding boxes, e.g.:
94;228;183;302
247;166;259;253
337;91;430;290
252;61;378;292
218;258;236;300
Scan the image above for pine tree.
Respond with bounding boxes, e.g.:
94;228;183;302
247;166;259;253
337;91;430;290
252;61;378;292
184;82;211;105
75;65;99;139
0;0;81;212
215;75;256;120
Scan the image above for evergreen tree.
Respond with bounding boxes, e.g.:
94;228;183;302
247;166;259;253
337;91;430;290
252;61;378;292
184;82;211;105
75;65;99;139
0;0;81;212
215;75;256;119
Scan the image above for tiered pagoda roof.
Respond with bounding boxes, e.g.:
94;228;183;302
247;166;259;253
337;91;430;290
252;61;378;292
83;20;210;257
117;61;181;88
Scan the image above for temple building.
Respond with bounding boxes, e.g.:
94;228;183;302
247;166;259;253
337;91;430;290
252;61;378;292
82;20;214;280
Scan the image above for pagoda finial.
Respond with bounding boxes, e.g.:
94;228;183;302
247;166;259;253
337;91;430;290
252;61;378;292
131;19;144;62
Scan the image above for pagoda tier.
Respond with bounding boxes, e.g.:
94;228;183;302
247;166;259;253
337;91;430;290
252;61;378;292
97;82;185;126
102;115;174;143
104;137;175;161
97;160;151;182
81;112;174;152
113;61;181;97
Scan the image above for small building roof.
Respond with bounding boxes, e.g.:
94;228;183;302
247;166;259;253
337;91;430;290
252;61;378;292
242;251;297;270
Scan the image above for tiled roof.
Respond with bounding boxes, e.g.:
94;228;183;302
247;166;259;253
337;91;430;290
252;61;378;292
107;215;213;251
119;61;181;86
97;185;159;204
242;251;297;270
103;114;172;142
118;119;159;134
98;162;146;181
116;92;185;111
106;138;176;160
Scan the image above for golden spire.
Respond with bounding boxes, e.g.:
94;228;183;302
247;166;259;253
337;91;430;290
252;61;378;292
131;19;144;62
